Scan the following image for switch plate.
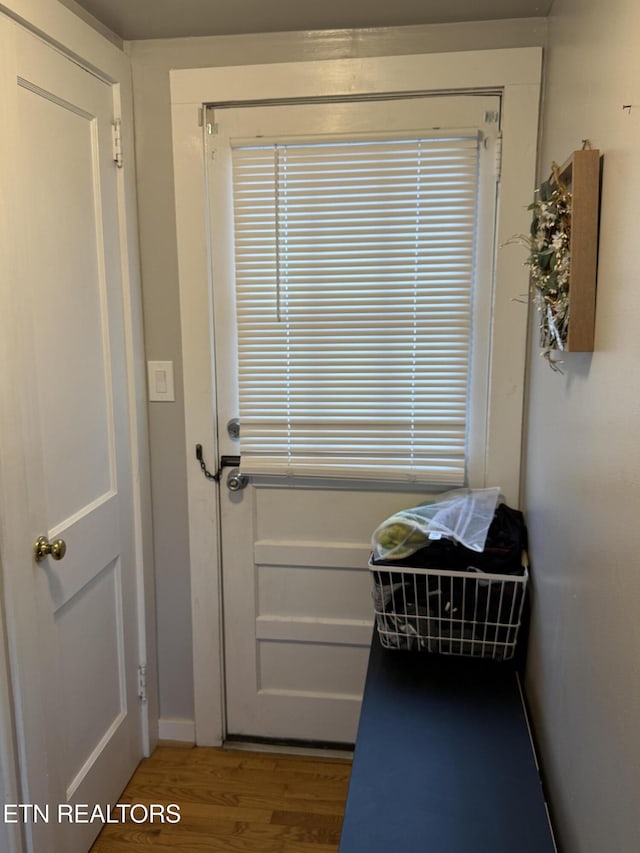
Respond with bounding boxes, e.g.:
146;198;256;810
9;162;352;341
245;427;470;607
148;360;175;402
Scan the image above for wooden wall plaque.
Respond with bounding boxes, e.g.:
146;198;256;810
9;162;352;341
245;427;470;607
554;148;601;351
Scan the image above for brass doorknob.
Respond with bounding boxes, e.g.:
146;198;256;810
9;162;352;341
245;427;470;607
33;535;67;563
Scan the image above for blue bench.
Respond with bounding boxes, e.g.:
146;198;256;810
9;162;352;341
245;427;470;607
339;634;556;853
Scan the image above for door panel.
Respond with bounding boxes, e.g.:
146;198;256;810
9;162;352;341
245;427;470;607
209;96;500;743
222;480;453;742
20;83;115;524
56;558;125;798
0;21;141;853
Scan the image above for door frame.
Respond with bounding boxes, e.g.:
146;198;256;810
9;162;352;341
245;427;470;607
170;48;542;746
0;3;156;848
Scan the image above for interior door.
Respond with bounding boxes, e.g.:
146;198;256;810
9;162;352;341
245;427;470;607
0;21;142;853
208;95;500;743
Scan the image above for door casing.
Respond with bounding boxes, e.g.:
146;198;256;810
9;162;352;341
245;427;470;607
170;48;542;746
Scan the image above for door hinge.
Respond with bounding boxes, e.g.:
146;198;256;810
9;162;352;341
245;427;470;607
112;118;123;169
138;664;148;703
495;133;503;183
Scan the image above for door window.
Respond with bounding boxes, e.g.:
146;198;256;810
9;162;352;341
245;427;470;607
231;130;489;484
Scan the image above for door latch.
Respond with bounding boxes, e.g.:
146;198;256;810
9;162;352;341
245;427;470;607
195;444;219;481
195;445;243;484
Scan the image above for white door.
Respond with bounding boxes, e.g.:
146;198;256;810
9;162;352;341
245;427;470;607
0;21;142;853
208;95;500;743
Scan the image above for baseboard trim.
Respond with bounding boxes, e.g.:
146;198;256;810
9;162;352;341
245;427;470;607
158;718;196;744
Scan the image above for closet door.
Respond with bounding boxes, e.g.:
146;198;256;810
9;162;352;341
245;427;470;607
0;21;142;853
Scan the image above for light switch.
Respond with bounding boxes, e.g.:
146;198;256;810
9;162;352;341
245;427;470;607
148;360;175;402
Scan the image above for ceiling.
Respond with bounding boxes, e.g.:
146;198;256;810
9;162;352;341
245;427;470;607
69;0;553;41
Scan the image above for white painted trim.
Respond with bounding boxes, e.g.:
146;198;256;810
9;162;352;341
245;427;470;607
112;71;160;758
170;48;542;746
256;616;373;646
254;541;371;568
0;0;156;818
158;718;196;744
486;82;542;497
172;103;225;747
0;0;125;81
170;48;542;104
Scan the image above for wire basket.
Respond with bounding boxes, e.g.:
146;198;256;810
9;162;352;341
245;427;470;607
369;554;528;661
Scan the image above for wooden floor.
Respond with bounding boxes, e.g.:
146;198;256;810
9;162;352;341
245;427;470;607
90;746;352;852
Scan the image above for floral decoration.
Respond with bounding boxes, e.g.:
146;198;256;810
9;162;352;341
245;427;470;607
513;164;572;370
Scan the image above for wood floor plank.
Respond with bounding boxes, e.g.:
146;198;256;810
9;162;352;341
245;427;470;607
144;747;281;772
121;784;349;816
274;756;352;777
282;779;350;802
270;810;344;831
90;746;351;852
92;841;158;853
134;801;274;825
128;770;290;798
157;821;341;846
135;763;350;794
282;843;344;853
90;826;160;850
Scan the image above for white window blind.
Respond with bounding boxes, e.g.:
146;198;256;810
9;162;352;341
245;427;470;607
231;134;481;483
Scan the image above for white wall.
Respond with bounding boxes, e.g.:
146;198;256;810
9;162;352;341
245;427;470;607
128;19;547;724
523;1;640;851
